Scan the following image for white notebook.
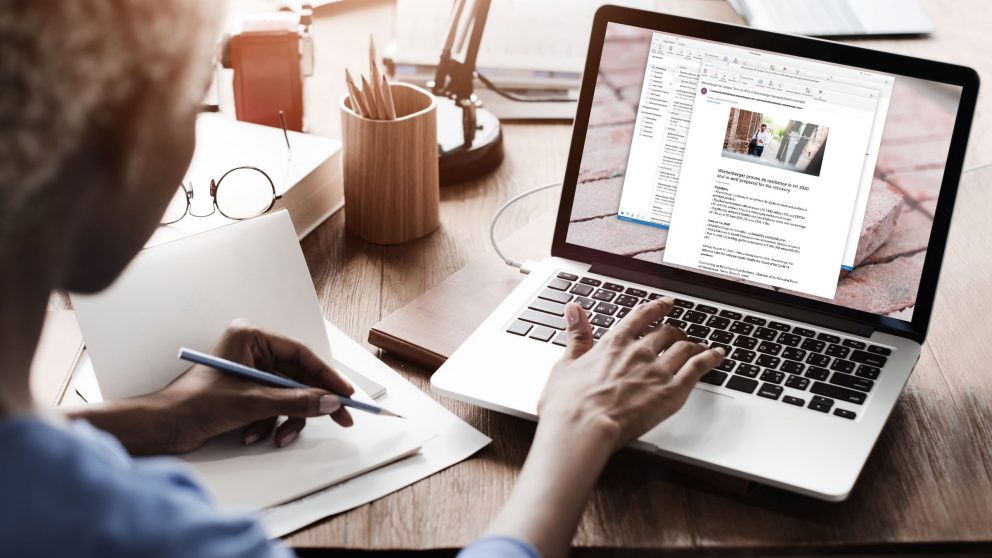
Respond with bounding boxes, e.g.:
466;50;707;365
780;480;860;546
72;211;421;509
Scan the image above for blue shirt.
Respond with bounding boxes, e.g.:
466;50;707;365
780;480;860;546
0;417;538;558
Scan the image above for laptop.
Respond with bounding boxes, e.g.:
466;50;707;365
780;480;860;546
730;0;933;38
431;6;979;501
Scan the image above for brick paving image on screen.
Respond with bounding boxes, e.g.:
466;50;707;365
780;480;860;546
565;24;956;320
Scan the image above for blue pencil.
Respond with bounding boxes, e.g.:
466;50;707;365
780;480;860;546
178;347;404;418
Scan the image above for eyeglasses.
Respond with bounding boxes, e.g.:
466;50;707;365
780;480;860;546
160;166;281;225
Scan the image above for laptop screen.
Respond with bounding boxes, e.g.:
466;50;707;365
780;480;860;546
564;22;964;323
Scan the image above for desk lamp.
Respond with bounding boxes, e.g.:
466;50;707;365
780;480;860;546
429;0;504;185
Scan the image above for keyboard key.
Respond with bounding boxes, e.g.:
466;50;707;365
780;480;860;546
593;302;618;316
809;395;834;413
673;298;694;308
687;324;711;338
538;288;572;304
506;320;532;336
709;330;734;344
777;333;801;347
849;350;887;367
715;359;736;372
800;338;826;352
781;347;806;362
528;325;556;342
867;344;892;356
592;289;616;302
753;327;778;341
617;307;631;319
548;278;571;291
719;310;743;320
856;364;881;380
842;339;867;350
729;322;754;335
700;370;728;386
732;336;758;349
529;298;566;316
683;310;707;324
647;293;663;300
603;282;624;292
590;314;615;328
593;328;609;340
569;283;594;297
665;318;688;329
575;297;596;310
667;307;684;319
758;383;783;400
579;277;601;287
810;382;867;405
711;342;732;354
825;344;850;358
830;372;874;393
557;272;579;281
805;366;830;381
785;374;810;390
743;315;767;326
696;304;718;314
705;316;731;329
688;336;707;344
735;364;760;378
726;376;759;394
834;408;856;420
783;395;805;406
757;341;782;356
625;287;647;297
518;309;567;330
817;333;841;343
793;327;815;337
731;349;757;363
760;369;784;384
830;359;856;374
780;360;805;375
769;321;791;331
614;294;638;307
806;353;830;367
756;355;781;369
551;331;569;346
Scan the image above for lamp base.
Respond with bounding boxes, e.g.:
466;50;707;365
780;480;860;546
435;96;504;185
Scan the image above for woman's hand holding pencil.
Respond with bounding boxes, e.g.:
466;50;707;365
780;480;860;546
346;36;398;120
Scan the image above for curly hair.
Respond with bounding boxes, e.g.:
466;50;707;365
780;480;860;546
0;0;222;229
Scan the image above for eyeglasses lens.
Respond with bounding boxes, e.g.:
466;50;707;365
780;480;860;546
215;168;276;220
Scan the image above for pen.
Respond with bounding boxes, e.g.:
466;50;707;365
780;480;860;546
178;347;404;418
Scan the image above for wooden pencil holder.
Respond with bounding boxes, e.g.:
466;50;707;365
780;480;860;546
340;82;440;245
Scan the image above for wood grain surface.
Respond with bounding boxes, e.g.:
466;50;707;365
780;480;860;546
265;0;992;554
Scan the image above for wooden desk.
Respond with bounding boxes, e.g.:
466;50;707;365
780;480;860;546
282;0;992;554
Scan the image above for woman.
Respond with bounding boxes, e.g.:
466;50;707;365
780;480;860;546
0;2;723;558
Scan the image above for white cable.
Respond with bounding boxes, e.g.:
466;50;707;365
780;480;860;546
963;160;992;174
490;180;563;270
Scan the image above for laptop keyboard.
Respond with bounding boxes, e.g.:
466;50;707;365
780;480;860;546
506;272;895;421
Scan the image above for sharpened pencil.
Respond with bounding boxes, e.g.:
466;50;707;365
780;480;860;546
381;75;397;120
345;69;371;118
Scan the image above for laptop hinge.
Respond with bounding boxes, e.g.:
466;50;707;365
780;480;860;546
588;262;875;338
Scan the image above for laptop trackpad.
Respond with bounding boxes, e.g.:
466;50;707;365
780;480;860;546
640;387;746;452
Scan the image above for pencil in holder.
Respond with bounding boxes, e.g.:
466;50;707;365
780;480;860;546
340;82;440;245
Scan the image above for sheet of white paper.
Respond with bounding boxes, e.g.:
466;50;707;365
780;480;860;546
258;320;491;538
71;211;383;400
184;418;424;510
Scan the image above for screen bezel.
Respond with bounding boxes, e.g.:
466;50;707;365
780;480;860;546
551;6;980;343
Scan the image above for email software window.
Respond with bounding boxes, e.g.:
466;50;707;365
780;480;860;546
617;32;893;299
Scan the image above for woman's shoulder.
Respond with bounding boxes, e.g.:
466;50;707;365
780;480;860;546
0;416;291;558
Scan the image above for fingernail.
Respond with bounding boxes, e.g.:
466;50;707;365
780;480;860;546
243;433;260;446
277;431;298;448
565;304;580;326
320;394;341;414
713;347;726;355
660;296;674;304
